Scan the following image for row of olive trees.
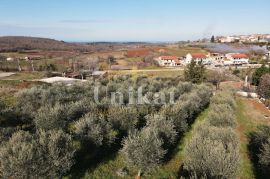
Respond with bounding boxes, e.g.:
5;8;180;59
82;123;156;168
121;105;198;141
0;129;74;179
182;90;240;178
249;125;270;178
120;84;212;177
1;75;203;178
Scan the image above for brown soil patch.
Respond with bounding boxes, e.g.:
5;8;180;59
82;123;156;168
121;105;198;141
242;98;270;125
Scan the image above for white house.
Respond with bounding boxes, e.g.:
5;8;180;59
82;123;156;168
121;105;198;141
210;53;226;61
156;56;181;67
185;53;211;65
220;36;236;43
225;53;249;65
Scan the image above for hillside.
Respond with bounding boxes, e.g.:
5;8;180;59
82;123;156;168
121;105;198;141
0;36;121;52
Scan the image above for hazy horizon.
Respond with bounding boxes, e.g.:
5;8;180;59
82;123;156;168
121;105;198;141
0;0;269;42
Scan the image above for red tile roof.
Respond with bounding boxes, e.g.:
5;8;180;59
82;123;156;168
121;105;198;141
191;53;207;59
159;55;178;60
231;54;249;59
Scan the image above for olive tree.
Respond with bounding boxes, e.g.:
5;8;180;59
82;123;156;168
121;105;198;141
107;106;139;134
145;114;177;146
259;138;270;176
36;129;75;178
74;113;117;146
249;125;270;177
121;130;166;177
207;105;236;128
15;86;44;118
211;90;236;110
0;130;74;179
184;134;240;179
34;103;67;130
257;74;270;99
0;131;39;179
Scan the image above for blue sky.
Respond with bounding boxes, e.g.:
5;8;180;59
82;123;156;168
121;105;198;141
0;0;269;41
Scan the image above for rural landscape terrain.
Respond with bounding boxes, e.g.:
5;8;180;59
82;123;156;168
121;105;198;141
1;35;270;179
1;1;270;179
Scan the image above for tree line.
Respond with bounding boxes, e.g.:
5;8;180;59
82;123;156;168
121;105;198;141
181;90;240;178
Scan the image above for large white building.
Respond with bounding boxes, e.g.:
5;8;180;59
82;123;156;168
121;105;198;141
156;56;181;67
225;53;249;65
185;53;211;65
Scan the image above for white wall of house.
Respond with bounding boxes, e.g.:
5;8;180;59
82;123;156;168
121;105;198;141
185;54;193;64
185;53;211;65
225;54;249;64
156;57;180;67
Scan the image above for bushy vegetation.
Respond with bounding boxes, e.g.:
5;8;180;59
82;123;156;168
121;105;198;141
0;75;212;178
121;84;212;176
252;64;270;86
182;90;240;178
0;129;74;179
249;125;270;178
184;60;206;84
257;74;270;99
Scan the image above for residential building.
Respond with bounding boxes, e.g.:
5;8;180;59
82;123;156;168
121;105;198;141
185;53;211;65
156;56;181;67
225;53;249;64
210;53;226;62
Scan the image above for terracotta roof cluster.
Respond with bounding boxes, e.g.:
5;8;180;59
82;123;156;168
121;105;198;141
231;54;249;59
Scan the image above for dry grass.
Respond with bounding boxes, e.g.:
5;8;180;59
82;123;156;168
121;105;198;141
166;46;207;57
108;69;184;78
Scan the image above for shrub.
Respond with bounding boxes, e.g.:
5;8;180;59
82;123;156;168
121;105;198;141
120;130;166;175
211;91;236;110
257;74;270;99
249;125;270;158
207;105;236;128
249;125;270;177
74;113;117;146
252;64;270;86
107;106;139;134
145;114;177;146
65;100;98;121
184;135;240;179
34;103;68;130
0;131;39;179
196;123;239;148
36;129;75;178
183;90;240;178
0;130;74;179
15;86;44;118
258;138;270;176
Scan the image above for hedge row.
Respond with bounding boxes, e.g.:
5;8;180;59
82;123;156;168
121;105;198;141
182;90;240;178
120;84;212;175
